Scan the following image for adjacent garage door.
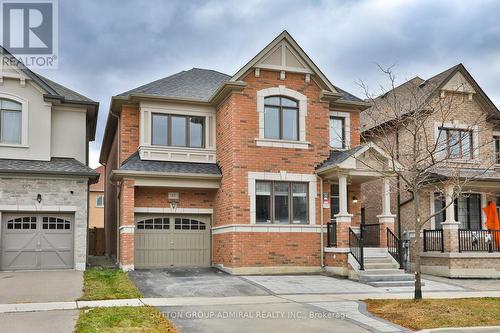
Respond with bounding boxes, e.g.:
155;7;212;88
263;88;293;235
1;214;74;270
134;215;210;269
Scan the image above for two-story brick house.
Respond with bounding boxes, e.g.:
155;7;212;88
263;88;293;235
0;48;99;271
361;64;500;278
100;31;398;275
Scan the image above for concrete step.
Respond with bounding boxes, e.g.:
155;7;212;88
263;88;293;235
368;280;416;287
359;273;414;283
364;257;395;264
361;268;406;275
364;262;399;269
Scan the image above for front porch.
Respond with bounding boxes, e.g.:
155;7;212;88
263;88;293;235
316;144;406;284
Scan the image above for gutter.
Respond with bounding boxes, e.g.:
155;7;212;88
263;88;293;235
318;174;325;268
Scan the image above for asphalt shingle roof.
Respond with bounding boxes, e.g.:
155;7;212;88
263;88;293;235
316;146;364;170
0;158;99;178
120;152;221;175
334;85;364;103
35;74;96;103
361;65;461;132
118;68;231;101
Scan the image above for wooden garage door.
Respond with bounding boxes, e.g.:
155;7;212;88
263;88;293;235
134;215;210;269
1;214;74;270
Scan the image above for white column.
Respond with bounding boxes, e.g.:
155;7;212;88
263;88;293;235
338;174;349;215
444;184;457;224
381;178;392;216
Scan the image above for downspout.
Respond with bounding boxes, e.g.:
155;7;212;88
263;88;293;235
318;175;325;268
396;127;402;239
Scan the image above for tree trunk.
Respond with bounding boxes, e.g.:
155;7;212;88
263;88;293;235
413;191;423;299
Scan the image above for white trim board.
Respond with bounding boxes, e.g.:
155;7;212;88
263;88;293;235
134;207;213;214
212;224;326;235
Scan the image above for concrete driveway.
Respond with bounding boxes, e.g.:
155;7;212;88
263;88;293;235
0;270;83;303
130;267;269;297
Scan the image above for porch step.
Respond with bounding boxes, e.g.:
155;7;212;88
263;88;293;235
364;262;399;270
368;280;416;288
361;268;406;275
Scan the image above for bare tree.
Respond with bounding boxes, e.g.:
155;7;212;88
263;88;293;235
358;65;497;299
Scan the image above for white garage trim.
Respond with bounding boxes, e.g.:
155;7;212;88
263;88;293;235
0;205;78;212
134;207;213;214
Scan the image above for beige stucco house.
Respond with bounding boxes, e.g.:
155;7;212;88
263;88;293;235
89;166;105;228
0;48;99;271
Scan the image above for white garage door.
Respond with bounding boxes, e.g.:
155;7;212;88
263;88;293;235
1;214;74;270
134;215;211;269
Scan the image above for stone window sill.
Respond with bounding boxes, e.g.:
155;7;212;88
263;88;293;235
255;138;309;149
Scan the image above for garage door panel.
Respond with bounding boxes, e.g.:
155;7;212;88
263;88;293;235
1;214;74;271
134;215;210;269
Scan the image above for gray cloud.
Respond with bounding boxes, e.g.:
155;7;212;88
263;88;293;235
33;0;500;167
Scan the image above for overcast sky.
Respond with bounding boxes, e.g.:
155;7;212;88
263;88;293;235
35;0;500;168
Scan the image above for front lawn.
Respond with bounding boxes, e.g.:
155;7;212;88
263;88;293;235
366;298;500;331
80;268;142;301
75;306;176;333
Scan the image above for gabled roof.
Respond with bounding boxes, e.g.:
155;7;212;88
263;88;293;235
118;68;231;102
361;64;499;132
230;30;340;95
316;146;365;170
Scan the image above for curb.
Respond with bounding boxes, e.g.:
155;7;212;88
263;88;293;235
417;326;500;333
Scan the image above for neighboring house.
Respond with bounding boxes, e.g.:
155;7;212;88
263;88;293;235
89;166;105;228
0;48;99;271
100;31;398;275
361;64;500;278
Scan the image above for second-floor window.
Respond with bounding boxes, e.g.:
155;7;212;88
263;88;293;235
264;96;298;141
151;113;205;148
0;99;22;144
329;116;345;149
438;127;473;159
494;136;500;164
96;195;104;208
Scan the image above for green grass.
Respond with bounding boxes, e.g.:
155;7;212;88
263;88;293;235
79;268;142;301
366;298;500;331
75;306;176;333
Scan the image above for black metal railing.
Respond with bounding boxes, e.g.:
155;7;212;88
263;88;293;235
459;229;500;252
361;223;380;247
349;228;364;270
327;221;337;247
423;229;444;252
387;228;403;268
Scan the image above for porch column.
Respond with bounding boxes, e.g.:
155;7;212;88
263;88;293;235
442;184;460;252
334;174;353;248
119;178;136;271
377;178;396;248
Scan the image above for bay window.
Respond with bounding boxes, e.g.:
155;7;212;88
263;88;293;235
0;99;22;144
255;180;308;224
151;113;205;148
264;96;298;141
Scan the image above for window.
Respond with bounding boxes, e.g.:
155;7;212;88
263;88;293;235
494;136;500;164
6;217;36;230
0;99;22;144
255;180;308;224
174;218;206;230
329;116;345;149
264;96;298;141
433;193;481;230
438;127;473;159
151;113;205;148
42;217;71;230
137;218;170;230
96;195;104;208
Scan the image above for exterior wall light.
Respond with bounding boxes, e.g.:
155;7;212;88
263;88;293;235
352;196;358;204
37;194;42;203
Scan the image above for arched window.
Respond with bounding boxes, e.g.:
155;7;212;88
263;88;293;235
264;96;298;140
0;98;22;144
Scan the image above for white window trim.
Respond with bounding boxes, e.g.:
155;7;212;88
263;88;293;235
329;111;351;150
434;121;479;161
256;86;308;149
248;171;317;225
0;92;29;147
493;131;500;166
96;195;104;208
